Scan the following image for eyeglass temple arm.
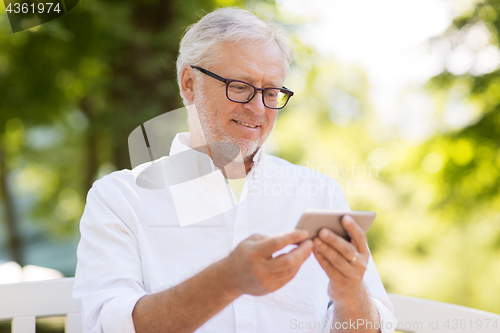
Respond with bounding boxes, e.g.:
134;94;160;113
190;65;227;83
282;86;294;96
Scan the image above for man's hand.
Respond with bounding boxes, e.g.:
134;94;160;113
222;230;313;297
133;232;313;333
312;215;370;304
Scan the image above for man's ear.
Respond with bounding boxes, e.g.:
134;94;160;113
180;65;195;103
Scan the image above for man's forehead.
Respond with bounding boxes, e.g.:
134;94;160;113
212;41;285;86
230;71;284;87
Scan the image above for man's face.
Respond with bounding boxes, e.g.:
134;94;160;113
192;40;285;162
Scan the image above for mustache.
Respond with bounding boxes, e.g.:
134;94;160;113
230;114;267;125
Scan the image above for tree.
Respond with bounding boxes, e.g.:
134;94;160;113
0;0;244;264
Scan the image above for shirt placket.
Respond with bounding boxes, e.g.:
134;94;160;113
232;181;257;333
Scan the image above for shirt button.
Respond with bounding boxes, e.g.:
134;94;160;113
236;229;241;235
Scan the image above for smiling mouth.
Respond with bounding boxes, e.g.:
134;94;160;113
232;119;260;128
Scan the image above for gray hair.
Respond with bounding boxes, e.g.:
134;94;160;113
176;7;295;105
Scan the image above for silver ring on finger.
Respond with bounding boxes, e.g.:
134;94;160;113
347;252;358;263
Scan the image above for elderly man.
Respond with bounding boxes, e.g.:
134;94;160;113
73;7;398;333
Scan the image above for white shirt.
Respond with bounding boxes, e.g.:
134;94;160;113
73;132;398;333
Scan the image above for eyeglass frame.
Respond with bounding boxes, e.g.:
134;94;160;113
190;65;294;109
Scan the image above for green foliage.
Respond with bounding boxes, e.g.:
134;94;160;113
0;0;223;240
418;1;500;220
271;1;500;314
383;0;500;311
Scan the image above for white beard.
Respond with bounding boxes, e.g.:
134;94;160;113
188;85;271;163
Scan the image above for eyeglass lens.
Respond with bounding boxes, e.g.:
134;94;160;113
227;81;289;108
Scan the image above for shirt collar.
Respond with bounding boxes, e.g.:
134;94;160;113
169;132;267;176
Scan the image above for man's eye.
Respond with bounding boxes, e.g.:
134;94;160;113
230;84;250;92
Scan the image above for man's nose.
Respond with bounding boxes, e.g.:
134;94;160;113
244;91;266;115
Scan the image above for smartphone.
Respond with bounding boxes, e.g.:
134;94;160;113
295;210;376;242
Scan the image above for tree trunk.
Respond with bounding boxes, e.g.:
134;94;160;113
0;146;23;266
110;0;179;171
115;132;131;171
80;98;99;193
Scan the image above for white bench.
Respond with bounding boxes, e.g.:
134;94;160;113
0;278;81;333
390;294;500;333
1;278;499;333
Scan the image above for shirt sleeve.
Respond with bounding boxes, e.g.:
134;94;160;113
363;253;399;333
73;179;148;333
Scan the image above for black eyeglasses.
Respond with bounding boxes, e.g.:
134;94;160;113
190;65;294;109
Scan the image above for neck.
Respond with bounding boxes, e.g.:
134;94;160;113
189;131;255;179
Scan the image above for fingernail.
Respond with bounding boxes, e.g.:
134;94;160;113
320;228;328;238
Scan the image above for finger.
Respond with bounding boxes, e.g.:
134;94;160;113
317;228;358;263
269;239;313;273
342;215;369;254
257;229;310;257
313;237;355;278
268;268;304;291
312;246;341;280
246;233;268;243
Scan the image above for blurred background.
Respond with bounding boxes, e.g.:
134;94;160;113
0;0;499;328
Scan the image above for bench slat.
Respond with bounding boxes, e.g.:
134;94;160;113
388;293;500;333
12;316;35;333
65;312;83;333
0;279;78;321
